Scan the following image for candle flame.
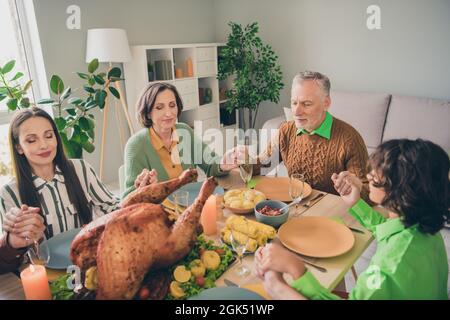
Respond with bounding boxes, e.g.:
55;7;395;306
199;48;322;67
30;264;36;273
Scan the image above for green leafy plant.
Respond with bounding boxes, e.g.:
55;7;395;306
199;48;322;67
0;58;123;159
37;59;123;158
0;60;33;110
218;22;284;130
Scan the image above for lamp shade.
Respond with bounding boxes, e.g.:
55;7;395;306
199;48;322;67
86;28;132;63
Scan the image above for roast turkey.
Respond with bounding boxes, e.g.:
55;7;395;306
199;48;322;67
70;168;218;299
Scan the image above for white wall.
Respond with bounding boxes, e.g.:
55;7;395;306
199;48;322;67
33;0;450;182
213;0;450;129
33;0;216;183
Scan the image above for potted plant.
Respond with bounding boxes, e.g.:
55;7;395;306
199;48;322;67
218;22;284;131
0;59;123;159
0;60;32;110
37;59;123;158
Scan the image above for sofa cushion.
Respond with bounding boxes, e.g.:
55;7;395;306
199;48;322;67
382;95;450;151
329;91;391;149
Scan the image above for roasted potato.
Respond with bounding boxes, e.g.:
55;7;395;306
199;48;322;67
170;281;185;298
173;265;192;283
201;250;221;270
189;259;206;277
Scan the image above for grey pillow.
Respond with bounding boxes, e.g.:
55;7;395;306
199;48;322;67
382;95;450;152
330;91;391;149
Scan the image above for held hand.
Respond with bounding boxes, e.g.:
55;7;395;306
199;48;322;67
257;243;306;279
4;205;45;249
134;169;158;189
219;147;240;171
331;172;362;208
262;270;291;300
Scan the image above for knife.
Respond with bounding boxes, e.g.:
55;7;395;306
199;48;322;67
224;279;239;287
348;227;365;234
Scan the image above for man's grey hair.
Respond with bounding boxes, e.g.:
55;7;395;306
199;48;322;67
292;71;331;97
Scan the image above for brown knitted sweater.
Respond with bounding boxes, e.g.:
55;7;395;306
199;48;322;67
258;117;370;200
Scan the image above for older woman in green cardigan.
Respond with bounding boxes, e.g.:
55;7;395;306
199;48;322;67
123;82;238;198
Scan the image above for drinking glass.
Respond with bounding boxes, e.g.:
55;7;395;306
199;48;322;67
230;229;250;277
289;173;305;215
238;145;253;185
173;190;189;216
26;236;50;266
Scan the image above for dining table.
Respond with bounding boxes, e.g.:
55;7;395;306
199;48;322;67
0;169;376;300
212;170;375;298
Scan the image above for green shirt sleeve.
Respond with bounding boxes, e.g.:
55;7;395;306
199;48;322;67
290;268;391;300
348;199;387;233
122;133;150;199
290;270;342;300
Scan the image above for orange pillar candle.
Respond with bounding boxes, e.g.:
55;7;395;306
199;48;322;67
201;195;217;235
186;58;193;77
20;264;52;300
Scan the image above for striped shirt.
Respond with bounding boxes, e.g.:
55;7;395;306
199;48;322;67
0;159;120;239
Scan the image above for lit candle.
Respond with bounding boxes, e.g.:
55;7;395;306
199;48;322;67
20;264;52;300
201;195;217;235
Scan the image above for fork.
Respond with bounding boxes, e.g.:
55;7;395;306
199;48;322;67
299;258;327;273
302;193;325;208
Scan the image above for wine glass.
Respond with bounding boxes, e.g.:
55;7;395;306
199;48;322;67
289;173;305;215
238;145;253;186
173;190;189;217
26;236;50;266
230;229;250;277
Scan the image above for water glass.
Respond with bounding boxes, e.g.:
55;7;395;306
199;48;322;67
173;190;189;216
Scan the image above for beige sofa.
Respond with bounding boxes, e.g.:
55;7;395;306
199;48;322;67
262;91;450;176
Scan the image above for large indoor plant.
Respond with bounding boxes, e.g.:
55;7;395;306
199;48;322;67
0;59;123;159
218;22;284;131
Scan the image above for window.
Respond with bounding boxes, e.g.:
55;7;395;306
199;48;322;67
0;0;48;182
0;0;32;110
0;124;12;185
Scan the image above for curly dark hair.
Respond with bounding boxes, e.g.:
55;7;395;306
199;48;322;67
369;139;449;235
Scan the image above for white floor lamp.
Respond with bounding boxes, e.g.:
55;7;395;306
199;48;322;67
86;28;135;180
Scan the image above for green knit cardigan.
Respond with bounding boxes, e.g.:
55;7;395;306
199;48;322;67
122;122;227;198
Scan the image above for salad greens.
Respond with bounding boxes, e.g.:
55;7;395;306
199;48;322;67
50;274;75;300
166;234;235;300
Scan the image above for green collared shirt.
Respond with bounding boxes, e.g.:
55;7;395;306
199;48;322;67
296;111;333;140
291;199;449;300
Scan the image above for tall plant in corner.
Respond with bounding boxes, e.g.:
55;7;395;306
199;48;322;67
37;59;123;158
218;22;284;130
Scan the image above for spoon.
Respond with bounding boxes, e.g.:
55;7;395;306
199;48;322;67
277;197;303;213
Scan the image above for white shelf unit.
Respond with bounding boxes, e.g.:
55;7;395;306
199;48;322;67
123;43;238;139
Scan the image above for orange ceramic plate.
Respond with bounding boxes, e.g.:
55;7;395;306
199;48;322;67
278;216;355;258
254;177;312;202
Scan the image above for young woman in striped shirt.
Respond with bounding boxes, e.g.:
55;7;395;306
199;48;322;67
0;107;149;273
